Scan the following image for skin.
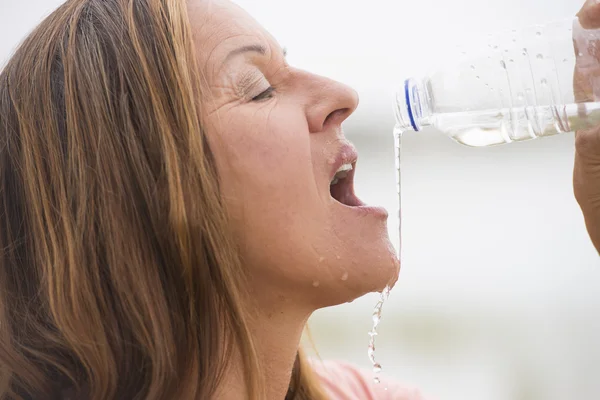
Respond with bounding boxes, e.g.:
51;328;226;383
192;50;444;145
187;0;399;398
575;0;600;254
183;0;600;398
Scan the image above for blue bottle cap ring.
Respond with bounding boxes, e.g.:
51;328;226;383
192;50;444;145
404;79;420;132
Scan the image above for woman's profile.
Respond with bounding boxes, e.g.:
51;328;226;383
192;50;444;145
1;0;599;399
0;0;403;398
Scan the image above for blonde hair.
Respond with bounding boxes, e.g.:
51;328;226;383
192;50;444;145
0;0;326;399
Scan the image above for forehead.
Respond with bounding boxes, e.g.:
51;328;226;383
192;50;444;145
187;0;274;69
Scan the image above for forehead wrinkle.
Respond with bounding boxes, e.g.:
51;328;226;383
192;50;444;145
205;33;267;79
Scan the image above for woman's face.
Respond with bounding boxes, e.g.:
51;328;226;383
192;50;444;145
188;0;399;306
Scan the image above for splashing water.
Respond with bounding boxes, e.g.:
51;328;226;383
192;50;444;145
366;125;403;384
394;125;402;254
367;285;391;384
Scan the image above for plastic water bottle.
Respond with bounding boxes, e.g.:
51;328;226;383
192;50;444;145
394;17;600;147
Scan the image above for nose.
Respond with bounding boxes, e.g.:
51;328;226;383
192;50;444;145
301;71;359;134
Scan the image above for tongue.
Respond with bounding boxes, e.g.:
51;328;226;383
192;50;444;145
330;180;363;207
342;192;364;207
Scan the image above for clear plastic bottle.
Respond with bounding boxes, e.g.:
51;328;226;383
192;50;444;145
395;17;600;147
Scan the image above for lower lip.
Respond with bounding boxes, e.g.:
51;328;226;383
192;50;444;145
336;202;389;219
353;205;389;218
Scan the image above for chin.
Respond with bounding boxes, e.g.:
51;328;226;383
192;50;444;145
315;235;400;308
352;238;400;293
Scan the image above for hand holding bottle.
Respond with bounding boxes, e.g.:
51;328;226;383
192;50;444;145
574;0;600;254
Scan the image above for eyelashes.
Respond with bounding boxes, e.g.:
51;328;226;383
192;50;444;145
251;86;275;102
236;69;275;102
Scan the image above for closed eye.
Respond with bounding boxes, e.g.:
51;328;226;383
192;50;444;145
251;86;275;102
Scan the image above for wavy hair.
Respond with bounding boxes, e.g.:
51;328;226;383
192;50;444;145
0;0;325;399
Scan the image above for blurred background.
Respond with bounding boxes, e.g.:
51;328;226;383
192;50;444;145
1;0;599;399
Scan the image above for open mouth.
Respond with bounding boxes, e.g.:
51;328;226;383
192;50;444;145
329;163;365;207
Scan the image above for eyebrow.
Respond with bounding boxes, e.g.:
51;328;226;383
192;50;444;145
224;44;288;65
225;44;268;64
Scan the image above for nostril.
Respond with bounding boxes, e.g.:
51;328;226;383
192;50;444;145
324;108;351;127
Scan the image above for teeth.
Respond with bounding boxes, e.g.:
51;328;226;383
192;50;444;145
336;163;353;174
330;163;353;185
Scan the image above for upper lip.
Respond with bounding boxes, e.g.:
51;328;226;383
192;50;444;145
328;142;364;208
330;143;358;181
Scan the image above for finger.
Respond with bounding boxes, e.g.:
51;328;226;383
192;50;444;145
578;0;600;30
575;127;600;163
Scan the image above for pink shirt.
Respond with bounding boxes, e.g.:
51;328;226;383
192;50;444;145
312;360;426;400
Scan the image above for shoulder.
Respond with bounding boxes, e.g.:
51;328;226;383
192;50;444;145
310;359;427;400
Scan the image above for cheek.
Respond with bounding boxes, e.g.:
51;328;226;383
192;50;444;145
206;107;324;266
223;107;308;176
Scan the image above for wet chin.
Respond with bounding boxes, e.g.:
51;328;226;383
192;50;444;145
349;237;399;294
319;235;400;307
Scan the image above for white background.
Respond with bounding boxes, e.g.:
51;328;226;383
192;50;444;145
1;0;599;399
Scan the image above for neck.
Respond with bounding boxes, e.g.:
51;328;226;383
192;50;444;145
213;288;313;400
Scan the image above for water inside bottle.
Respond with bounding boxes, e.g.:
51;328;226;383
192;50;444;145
434;103;600;147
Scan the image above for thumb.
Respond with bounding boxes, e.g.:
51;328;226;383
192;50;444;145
578;0;600;30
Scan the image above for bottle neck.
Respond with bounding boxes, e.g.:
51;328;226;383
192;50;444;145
394;78;432;133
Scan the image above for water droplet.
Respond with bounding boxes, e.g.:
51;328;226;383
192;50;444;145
372;314;380;328
341;272;348;281
536;31;542;36
475;75;480;79
382;286;391;300
367;286;390;387
485;83;489;87
517;93;524;102
504;49;509;53
470;65;476;70
536;54;544;59
312;281;320;287
500;60;507;69
374;377;381;384
579;52;584;57
512;38;517;42
540;78;548;85
509;59;514;63
563;58;568;62
493;45;499;50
